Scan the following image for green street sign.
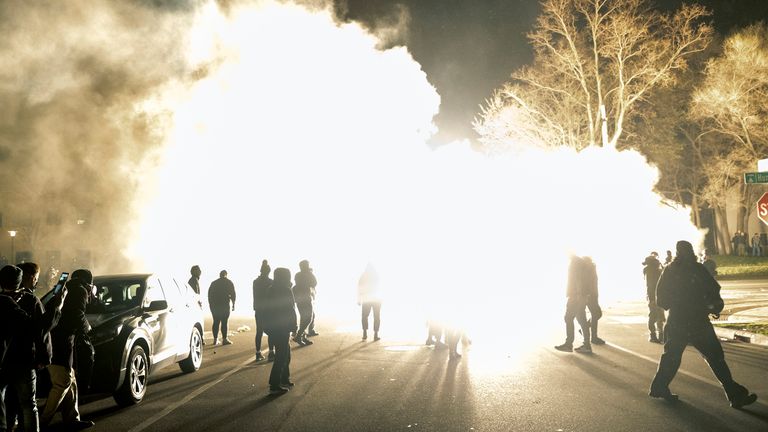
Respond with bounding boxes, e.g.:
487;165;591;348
745;172;768;184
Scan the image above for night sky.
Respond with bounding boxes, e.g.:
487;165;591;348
336;0;768;144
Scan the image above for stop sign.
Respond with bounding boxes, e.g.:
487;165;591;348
758;193;768;226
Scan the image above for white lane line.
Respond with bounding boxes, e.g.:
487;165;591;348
128;355;255;432
606;342;720;387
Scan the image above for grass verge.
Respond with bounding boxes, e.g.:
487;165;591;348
711;255;768;279
714;322;768;337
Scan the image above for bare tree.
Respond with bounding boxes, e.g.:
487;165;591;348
690;24;768;233
475;0;712;151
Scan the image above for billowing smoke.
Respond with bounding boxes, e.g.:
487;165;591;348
2;0;701;341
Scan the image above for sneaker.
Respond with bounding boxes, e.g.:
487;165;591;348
730;393;758;409
281;381;295;389
307;330;319;337
649;335;661;344
373;333;380;341
293;335;306;346
212;339;218;346
554;343;573;352
591;337;606;345
222;339;233;345
64;420;95;430
574;344;592;354
255;352;265;361
269;386;288;395
362;330;368;340
268;351;275;361
302;336;313;345
649;389;679;401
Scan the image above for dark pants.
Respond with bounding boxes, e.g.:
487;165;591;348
361;302;381;332
648;302;666;334
254;313;274;352
0;368;38;432
211;308;231;342
650;320;748;401
296;301;313;337
586;295;602;337
564;297;590;345
268;331;291;389
308;304;316;333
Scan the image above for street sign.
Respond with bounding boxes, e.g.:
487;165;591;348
758;193;768;226
745;171;768;184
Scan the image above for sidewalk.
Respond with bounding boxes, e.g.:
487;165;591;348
714;306;768;347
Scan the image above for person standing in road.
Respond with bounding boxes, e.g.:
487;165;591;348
253;260;275;361
555;256;592;353
209;270;236;345
292;260;316;346
357;264;382;341
306;266;319;337
263;267;297;395
40;268;95;430
649;240;757;408
664;250;673;266
0;264;63;432
643;252;665;343
188;265;205;345
581;256;605;346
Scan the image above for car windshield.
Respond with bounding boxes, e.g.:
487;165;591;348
87;279;145;314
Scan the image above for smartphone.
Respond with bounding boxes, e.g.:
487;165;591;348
53;272;69;294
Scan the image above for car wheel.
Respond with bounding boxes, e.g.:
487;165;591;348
114;344;148;406
179;326;203;373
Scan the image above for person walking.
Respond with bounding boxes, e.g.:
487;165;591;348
253;260;275;361
555;256;592;353
582;256;605;345
40;269;95;430
649;240;757;408
188;265;205;345
208;270;236;345
263;267;297;395
357;264;382;341
292;260;316;346
643;252;665;343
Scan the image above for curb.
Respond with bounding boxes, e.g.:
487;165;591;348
714;326;768;347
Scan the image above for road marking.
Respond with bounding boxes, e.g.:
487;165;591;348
127;355;255;432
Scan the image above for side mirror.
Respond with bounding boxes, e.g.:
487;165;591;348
145;300;168;312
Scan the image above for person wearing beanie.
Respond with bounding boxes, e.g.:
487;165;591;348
263;267;297;395
649;241;757;409
40;268;95;429
0;264;64;432
253;260;274;361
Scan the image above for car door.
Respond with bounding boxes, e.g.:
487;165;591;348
142;276;173;365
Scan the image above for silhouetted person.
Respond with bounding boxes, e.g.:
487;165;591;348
292;260;316;346
582;256;604;345
41;269;94;429
253;260;274;361
306;267;319;337
208;270;236;345
643;252;665;343
188;265;201;295
357;264;382;341
0;264;63;432
555;256;592;353
649;240;757;408
664;250;673;266
425;321;444;346
263;267;297;395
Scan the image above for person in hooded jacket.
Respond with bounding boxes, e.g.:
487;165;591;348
643;252;665;343
649;240;757;409
0;264;64;432
253;260;274;361
40;269;95;429
263;267;297;395
0;263;63;432
555;256;592;353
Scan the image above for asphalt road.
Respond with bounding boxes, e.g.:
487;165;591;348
51;302;768;432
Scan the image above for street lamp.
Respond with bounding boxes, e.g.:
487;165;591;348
8;230;16;263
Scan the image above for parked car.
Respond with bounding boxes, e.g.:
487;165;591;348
41;273;204;406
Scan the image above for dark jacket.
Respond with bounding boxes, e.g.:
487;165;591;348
656;257;723;326
2;289;59;370
50;279;91;368
0;295;32;369
643;256;663;301
188;276;200;295
252;275;272;316
208;277;236;311
263;269;297;335
293;271;316;304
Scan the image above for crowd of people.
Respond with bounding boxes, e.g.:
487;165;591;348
0;263;96;431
